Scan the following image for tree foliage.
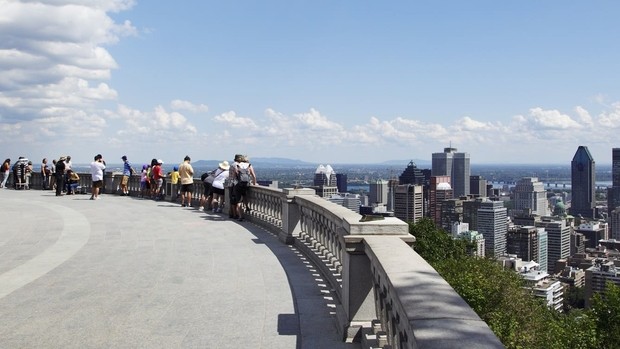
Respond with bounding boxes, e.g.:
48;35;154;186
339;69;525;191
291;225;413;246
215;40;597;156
408;219;620;349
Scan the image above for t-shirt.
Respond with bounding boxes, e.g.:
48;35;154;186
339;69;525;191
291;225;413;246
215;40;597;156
152;165;164;180
212;168;229;190
170;171;180;185
90;161;106;181
178;161;194;185
123;161;132;176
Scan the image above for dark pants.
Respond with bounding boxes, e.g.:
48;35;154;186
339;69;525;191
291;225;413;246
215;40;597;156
56;176;64;196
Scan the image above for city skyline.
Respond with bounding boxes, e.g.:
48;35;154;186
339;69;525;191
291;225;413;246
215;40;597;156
2;2;620;164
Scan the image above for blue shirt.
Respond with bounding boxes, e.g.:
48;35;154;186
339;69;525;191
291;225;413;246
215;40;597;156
123;161;132;176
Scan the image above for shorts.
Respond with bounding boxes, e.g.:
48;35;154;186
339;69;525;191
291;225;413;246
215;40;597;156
140;181;147;190
121;175;129;186
232;183;248;204
180;183;194;193
203;183;212;196
211;187;225;196
92;180;103;188
156;178;163;190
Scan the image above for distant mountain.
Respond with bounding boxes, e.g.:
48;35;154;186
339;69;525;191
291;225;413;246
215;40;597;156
379;159;431;166
250;157;314;165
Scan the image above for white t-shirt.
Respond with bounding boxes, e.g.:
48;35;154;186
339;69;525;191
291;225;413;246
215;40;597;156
90;161;106;181
212;168;229;189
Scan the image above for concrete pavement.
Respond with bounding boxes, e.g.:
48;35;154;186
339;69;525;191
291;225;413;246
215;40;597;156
0;189;358;348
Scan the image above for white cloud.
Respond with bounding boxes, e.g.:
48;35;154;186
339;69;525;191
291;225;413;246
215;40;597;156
213;111;258;129
598;102;620;128
528;107;581;129
170;100;209;113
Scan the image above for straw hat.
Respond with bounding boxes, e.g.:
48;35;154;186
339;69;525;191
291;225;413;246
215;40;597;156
219;160;230;170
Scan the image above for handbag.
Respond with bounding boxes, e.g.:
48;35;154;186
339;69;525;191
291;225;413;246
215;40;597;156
204;169;221;185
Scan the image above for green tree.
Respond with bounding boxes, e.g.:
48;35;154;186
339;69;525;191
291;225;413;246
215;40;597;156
590;282;620;348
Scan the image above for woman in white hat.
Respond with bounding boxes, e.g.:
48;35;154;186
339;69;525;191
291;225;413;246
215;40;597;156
210;160;230;213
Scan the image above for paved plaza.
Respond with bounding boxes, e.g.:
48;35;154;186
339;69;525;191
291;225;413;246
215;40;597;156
0;189;357;348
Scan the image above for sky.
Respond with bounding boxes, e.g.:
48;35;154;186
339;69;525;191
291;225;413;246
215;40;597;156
2;1;620;166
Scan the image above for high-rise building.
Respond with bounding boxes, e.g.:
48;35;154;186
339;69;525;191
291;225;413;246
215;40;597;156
536;217;571;274
513;177;549;216
451;222;485;257
610;207;620;240
469;175;487;198
432;146;470;197
429;176;453;228
393;184;424;224
506;226;548;272
441;198;465;232
335;173;348;193
312;164;338;198
607;148;620;237
570;146;596;218
585;259;620;308
369;179;389;206
398;161;426;185
575;221;608;249
463;197;485;231
477;200;507;257
386;179;399;212
328;193;361;213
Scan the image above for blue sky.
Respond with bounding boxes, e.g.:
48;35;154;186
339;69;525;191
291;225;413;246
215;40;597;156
1;1;620;166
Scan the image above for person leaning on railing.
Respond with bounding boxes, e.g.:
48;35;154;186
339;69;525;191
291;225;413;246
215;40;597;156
230;154;256;222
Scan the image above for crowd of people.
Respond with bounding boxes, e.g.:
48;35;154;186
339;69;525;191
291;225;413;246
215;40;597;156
1;153;258;221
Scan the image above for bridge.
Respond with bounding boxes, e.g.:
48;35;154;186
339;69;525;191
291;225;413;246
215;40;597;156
0;173;504;348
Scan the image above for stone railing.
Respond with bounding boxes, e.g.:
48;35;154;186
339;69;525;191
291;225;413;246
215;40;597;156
20;172;504;348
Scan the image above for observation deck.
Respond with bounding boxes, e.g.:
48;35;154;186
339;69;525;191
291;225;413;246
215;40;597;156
0;173;504;348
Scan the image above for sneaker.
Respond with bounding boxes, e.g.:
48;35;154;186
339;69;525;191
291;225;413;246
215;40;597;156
181;204;186;207
198;206;204;211
216;208;223;213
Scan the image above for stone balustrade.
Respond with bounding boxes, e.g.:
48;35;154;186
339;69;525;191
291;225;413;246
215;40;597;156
18;171;504;348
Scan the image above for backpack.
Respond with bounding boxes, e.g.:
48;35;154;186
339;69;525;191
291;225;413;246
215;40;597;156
237;164;251;184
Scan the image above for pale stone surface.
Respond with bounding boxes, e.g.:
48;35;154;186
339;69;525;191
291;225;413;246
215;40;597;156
0;190;357;348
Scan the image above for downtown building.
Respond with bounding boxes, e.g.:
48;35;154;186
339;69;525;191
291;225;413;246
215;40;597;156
513;177;549;217
469;175;488;198
452;222;485;257
369;179;389;206
312;164;338;198
506;226;549;273
429;176;453;228
477;200;508;257
608;148;620;239
536;217;571;274
585;259;620;308
432;146;470;197
571;146;596;219
393;184;424;224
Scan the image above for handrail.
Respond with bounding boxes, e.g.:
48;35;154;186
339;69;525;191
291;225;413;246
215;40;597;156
21;172;504;348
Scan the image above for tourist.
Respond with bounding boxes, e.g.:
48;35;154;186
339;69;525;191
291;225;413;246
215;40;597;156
41;158;50;190
55;156;66;196
152;159;165;200
178;156;194;207
25;161;33;189
65;170;80;195
230;154;256;221
90;154;106;200
139;165;149;198
0;159;10;188
169;166;179;202
50;159;57;191
120;155;133;196
210;161;230;213
198;169;215;211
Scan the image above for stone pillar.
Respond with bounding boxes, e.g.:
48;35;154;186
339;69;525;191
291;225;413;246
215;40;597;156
280;188;315;244
341;236;375;341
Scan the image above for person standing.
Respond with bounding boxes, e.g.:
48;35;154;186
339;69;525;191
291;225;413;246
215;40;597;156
120;155;133;196
41;158;50;190
230;155;257;221
152;159;165;200
178;156;194;207
90;154;106;200
0;159;10;188
55;157;66;196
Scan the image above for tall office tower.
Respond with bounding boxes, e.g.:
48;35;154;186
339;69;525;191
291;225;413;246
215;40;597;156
571;146;596;218
506;226;547;272
393;184;424;224
386;179;399;212
313;164;338;198
398;161;426;185
611;207;620;240
469;175;487;198
328;193;361;213
369;179;389;205
536;217;571;274
607;148;620;236
335;173;348;193
463;197;485;231
440;198;464;232
429;176;453;227
513;177;549;216
432;146;470;197
477;200;507;257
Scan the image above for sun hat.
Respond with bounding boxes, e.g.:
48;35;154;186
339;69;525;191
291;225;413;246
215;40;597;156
219;160;230;170
59;156;66;161
157;159;163;164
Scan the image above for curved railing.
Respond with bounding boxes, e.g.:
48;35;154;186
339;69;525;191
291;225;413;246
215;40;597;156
20;172;504;348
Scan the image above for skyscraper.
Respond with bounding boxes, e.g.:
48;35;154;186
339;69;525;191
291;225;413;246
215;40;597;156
477;200;507;257
513;177;549;216
393;184;424;224
570;146;596;218
398;161;426;185
429;176;453;228
313;164;338;198
335;173;348;193
432;146;470;197
369;179;389;205
608;148;620;238
470;175;487;197
506;226;547;272
536;217;571;274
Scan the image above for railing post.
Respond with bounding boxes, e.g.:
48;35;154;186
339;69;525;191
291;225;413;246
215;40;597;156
281;188;315;244
341;235;375;342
